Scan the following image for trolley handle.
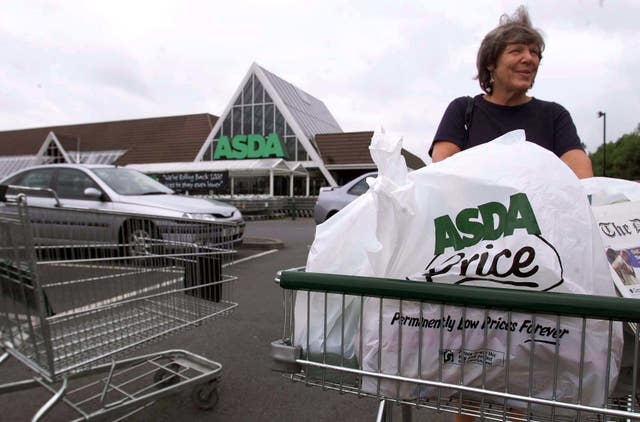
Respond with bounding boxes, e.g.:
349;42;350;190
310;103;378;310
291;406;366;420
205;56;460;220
278;270;640;323
274;266;305;285
1;184;61;207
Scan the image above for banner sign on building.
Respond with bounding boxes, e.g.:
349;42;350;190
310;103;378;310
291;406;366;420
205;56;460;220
154;171;229;194
214;133;285;159
592;201;640;298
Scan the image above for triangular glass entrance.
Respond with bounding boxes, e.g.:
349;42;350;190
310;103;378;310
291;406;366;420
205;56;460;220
196;63;341;191
201;73;309;162
37;132;71;164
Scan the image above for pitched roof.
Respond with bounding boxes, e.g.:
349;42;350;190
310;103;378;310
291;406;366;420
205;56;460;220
0;113;218;165
401;148;427;170
315;131;374;166
257;64;342;138
315;131;426;170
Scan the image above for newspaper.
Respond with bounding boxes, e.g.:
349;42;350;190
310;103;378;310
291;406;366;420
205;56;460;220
592;201;640;298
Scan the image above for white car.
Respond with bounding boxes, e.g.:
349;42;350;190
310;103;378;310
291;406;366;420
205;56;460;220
313;172;377;224
0;164;244;254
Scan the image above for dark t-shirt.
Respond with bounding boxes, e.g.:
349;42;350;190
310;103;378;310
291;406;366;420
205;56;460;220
429;95;583;158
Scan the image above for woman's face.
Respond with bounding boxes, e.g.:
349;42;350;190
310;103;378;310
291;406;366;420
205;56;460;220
490;43;540;95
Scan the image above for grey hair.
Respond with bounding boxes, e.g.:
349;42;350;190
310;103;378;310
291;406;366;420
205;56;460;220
476;6;545;94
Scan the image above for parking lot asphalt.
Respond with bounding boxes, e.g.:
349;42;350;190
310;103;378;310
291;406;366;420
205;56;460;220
0;217;447;421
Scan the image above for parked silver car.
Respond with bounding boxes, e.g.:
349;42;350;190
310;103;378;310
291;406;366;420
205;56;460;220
313;172;377;224
0;164;244;253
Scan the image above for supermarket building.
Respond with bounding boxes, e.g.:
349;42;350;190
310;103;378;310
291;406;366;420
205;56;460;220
0;63;424;197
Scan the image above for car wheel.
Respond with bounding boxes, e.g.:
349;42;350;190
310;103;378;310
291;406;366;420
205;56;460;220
121;220;159;256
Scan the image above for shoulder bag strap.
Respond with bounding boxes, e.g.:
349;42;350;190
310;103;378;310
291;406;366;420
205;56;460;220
463;96;475;145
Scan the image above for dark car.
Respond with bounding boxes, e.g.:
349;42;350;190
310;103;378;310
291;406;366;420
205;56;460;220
313;172;377;224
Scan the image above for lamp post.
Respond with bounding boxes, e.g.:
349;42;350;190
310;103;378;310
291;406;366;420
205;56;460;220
598;111;607;176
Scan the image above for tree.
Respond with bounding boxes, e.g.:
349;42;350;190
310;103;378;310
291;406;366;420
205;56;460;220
589;131;640;180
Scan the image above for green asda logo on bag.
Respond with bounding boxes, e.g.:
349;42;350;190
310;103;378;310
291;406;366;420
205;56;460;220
214;133;285;159
434;193;541;255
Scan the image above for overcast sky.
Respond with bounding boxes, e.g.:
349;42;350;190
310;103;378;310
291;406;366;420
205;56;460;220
2;0;638;162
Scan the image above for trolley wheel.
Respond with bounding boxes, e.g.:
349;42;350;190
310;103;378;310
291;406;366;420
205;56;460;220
191;381;219;410
153;363;182;388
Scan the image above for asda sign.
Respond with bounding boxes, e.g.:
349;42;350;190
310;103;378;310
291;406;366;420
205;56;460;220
433;193;541;255
214;133;285;159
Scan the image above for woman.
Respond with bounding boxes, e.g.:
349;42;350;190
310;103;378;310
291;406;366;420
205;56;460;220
431;7;593;422
430;6;592;179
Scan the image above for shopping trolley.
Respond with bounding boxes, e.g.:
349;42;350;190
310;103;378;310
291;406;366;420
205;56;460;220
0;193;238;420
271;269;640;421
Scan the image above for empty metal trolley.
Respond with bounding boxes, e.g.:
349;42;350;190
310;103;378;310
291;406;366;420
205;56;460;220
0;193;239;420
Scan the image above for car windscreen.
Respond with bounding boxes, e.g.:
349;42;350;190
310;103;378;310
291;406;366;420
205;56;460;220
92;168;173;195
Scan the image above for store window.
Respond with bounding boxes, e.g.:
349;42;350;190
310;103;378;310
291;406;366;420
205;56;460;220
42;141;66;164
283;136;296;161
293;176;306;196
296;140;309;161
232;107;241;136
254;78;264;103
253;104;263;134
275;109;285;140
264;104;274;133
273;176;289;196
233;176;268;195
222;116;230;137
242;75;253;104
243;105;252;133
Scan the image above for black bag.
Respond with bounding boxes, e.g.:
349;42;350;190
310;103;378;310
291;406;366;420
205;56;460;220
184;255;222;302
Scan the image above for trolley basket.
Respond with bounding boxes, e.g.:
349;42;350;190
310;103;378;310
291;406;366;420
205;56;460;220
271;268;640;421
0;194;239;420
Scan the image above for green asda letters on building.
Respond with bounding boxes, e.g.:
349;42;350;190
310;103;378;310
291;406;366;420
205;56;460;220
214;133;285;159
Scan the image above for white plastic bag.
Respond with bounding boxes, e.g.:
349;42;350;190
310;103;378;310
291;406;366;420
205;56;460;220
292;131;408;367
301;129;622;410
581;177;640;206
